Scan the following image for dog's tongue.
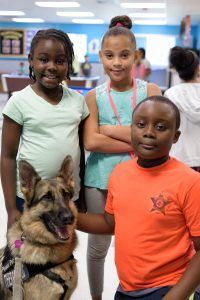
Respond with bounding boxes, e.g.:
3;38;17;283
55;226;69;240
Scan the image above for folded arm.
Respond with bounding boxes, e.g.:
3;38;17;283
83;89;133;153
99;125;131;143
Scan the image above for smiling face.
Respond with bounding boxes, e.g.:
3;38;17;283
131;100;180;167
99;34;136;89
28;38;68;92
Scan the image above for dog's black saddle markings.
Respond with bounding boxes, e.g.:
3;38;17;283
2;245;74;299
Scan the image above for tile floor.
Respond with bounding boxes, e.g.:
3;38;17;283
0;92;118;300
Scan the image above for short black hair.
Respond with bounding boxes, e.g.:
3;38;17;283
29;29;74;81
132;95;180;130
101;15;136;49
138;47;146;58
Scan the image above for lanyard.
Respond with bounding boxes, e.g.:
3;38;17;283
106;78;137;157
106;77;137;125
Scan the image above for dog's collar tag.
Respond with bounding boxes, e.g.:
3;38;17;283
14;240;23;249
14;233;25;249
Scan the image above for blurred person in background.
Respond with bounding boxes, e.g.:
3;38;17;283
81;54;92;77
164;46;200;172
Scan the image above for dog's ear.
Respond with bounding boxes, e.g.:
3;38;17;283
59;155;75;188
18;160;41;203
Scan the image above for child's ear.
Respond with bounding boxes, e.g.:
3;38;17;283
173;130;181;144
99;50;103;62
28;53;33;66
134;49;140;62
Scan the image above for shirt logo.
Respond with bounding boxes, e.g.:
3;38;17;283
150;193;171;215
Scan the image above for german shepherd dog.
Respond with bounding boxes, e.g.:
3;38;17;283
0;156;78;300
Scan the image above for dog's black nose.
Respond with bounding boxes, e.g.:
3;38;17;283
59;209;74;225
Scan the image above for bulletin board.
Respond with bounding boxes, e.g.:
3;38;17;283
0;29;25;56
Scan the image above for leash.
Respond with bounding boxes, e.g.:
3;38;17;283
12;256;23;300
106;77;136;158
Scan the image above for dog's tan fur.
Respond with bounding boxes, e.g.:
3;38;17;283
0;156;78;300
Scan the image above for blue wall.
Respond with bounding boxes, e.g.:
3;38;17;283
0;22;199;62
197;25;200;49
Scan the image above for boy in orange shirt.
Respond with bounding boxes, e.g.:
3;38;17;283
78;95;200;300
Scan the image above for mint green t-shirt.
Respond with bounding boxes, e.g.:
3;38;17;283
84;79;147;189
3;85;89;200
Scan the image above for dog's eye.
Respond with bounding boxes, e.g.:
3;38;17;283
42;192;53;201
62;190;69;199
62;190;73;200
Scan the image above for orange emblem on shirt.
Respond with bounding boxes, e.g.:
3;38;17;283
150;193;170;215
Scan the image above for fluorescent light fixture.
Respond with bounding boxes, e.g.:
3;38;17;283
121;3;166;9
12;18;44;23
35;1;80;8
57;11;94;17
134;19;166;25
0;11;25;16
129;13;166;18
72;18;104;24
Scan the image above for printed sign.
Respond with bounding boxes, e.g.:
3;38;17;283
0;29;25;56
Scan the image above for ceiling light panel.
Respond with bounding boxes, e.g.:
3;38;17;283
129;13;166;18
57;12;94;17
12;18;44;23
35;1;80;7
121;3;166;9
0;11;25;16
72;18;104;24
133;19;166;25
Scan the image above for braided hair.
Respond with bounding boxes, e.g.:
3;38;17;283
29;29;74;81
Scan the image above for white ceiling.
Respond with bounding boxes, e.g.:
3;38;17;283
0;0;200;25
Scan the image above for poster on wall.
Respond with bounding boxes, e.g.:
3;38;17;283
25;29;38;54
88;38;100;54
0;29;25;56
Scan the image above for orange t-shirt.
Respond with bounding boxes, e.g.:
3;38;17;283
105;157;200;291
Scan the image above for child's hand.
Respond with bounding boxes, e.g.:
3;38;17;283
7;208;21;230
